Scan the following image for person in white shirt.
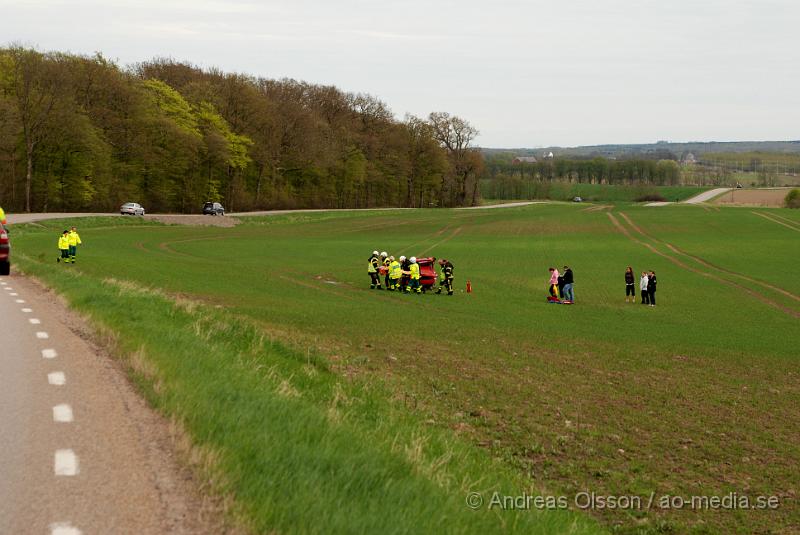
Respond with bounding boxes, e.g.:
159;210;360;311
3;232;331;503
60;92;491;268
640;272;649;305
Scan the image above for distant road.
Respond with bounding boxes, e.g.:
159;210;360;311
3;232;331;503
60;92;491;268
7;203;547;225
683;188;731;204
7;213;117;224
645;188;731;207
457;201;549;210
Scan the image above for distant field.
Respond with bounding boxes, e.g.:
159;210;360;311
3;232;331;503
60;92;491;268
481;181;710;202
726;171;800;187
713;187;796;207
12;204;800;534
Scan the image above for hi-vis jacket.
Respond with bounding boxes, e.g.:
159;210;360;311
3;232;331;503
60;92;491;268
58;235;69;250
389;260;401;279
409;263;420;280
0;206;6;225
367;255;379;273
68;231;82;247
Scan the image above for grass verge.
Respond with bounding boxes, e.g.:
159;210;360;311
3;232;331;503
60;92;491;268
14;249;601;535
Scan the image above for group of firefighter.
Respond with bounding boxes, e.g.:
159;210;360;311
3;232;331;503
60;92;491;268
367;251;455;295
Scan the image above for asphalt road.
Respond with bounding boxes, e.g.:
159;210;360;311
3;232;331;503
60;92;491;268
0;276;217;534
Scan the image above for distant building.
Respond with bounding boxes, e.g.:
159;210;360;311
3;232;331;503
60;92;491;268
543;151;554;159
512;156;538;164
682;152;696;165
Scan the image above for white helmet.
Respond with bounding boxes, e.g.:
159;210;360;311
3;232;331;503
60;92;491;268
372;250;379;256
410;256;417;263
399;255;406;262
380;251;388;257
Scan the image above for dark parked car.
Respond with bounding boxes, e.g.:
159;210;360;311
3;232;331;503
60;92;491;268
120;202;146;216
203;202;225;216
0;223;10;276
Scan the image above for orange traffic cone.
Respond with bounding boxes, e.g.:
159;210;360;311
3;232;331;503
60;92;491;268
466;279;472;293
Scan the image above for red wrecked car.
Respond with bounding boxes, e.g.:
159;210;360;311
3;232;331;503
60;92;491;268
416;257;438;290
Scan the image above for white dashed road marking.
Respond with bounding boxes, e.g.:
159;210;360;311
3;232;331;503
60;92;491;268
21;307;32;312
50;522;83;535
36;332;49;339
48;372;66;385
42;348;58;359
54;449;79;476
9;292;17;296
15;299;25;303
52;404;74;423
29;318;41;324
3;287;11;290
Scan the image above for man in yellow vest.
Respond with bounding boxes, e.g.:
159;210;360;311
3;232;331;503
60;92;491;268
388;256;401;291
0;206;6;226
57;230;70;263
67;226;82;263
407;256;421;294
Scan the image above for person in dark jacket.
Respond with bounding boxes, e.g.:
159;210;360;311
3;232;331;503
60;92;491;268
367;251;382;289
561;265;574;302
625;266;635;303
400;255;411;293
647;270;657;306
436;259;455;295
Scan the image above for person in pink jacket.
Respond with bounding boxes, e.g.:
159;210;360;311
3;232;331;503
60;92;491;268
548;267;560;300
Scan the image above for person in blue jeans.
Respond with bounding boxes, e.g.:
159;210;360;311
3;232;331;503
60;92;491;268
562;265;574;302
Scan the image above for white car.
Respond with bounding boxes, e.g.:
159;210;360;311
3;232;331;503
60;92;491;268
120;202;145;216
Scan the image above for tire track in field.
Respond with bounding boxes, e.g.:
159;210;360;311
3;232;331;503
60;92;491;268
402;222;455;253
751;211;800;233
157;235;229;258
418;226;463;257
618;212;800;303
581;205;612;212
278;274;360;301
606;213;800;319
767;212;800;229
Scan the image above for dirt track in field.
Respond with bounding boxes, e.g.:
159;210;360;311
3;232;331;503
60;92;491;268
146;215;240;227
751;211;800;233
617;212;800;303
606;212;800;319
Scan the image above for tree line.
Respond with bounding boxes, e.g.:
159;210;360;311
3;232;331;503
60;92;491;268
0;46;484;213
483;154;681;185
480;154;683;201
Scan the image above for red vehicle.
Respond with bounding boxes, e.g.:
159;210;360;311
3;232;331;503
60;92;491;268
0;223;10;276
416;257;438;290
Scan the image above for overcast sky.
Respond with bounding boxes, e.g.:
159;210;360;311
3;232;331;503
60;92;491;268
2;0;798;147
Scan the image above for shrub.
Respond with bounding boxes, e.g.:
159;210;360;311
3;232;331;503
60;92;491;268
635;193;667;202
785;188;800;208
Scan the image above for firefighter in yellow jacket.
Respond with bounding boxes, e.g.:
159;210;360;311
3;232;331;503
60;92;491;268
0;206;6;226
388;256;401;291
380;251;390;289
407;256;422;294
57;230;70;263
67;226;82;263
367;250;382;289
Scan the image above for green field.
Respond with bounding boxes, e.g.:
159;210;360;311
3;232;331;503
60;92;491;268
11;204;800;534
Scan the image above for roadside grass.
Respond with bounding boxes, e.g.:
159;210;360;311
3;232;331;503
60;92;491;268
14;245;600;534
12;204;800;534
